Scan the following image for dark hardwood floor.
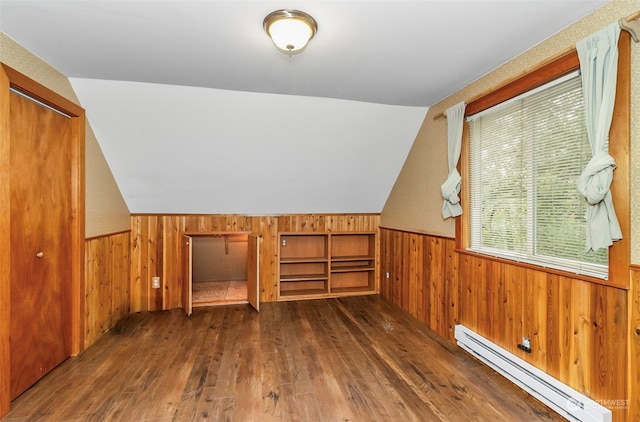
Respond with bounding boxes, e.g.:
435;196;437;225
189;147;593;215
2;296;561;421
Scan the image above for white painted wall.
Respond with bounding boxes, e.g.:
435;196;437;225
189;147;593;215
70;78;427;214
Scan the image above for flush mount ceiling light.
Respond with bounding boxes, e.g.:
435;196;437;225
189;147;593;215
263;9;318;56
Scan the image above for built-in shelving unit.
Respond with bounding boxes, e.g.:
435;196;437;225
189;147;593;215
278;232;376;300
279;234;329;297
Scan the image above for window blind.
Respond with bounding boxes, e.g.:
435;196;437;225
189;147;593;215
467;71;608;279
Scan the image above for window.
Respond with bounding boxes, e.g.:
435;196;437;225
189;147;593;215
467;71;608;279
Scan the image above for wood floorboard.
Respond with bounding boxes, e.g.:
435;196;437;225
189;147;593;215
276;386;324;422
2;296;562;421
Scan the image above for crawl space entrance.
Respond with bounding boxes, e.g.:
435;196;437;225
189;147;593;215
191;234;248;306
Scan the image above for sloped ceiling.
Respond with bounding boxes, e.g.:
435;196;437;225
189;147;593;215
69;78;426;214
0;0;610;214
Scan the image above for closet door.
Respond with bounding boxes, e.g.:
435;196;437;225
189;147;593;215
9;91;73;399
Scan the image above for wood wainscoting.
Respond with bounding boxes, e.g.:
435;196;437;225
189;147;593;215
84;231;131;349
380;227;637;422
130;215;278;311
630;266;640;421
130;214;380;312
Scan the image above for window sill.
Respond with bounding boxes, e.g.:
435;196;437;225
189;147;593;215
455;247;628;290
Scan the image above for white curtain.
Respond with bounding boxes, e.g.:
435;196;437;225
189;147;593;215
441;102;465;218
576;22;623;252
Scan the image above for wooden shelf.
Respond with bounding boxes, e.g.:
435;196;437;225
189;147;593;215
331;266;373;273
331;255;374;261
280;233;328;260
331;259;374;272
330;271;374;292
331;234;375;258
278;232;377;300
280;274;329;282
331;285;375;294
280;276;328;297
279;288;328;297
280;257;328;264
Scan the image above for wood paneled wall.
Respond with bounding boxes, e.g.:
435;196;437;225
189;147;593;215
130;214;379;312
380;227;637;422
630;267;640;421
130;215;275;311
380;229;458;343
84;231;131;348
278;214;380;233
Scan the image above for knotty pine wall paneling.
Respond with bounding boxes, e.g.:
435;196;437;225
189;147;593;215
379;229;458;343
629;266;640;420
380;227;632;421
130;215;279;311
278;213;379;233
131;214;378;312
84;231;131;348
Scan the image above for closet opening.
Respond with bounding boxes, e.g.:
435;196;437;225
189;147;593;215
191;233;249;307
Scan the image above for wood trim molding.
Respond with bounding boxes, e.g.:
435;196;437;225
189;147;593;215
431;48;581;120
378;226;454;241
623;27;638;420
456;122;470;251
71;110;86;356
464;51;579;117
85;229;132;241
0;61;12;420
181;230;253;236
608;32;631;289
0;64;83;117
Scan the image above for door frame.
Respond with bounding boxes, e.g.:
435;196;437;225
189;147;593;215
0;64;85;417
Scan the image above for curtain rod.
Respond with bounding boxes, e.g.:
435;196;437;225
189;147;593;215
625;10;640;22
432;9;640;120
619;10;640;41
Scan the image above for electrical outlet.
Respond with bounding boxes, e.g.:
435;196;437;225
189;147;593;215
385;272;390;279
517;336;532;353
152;276;160;289
281;239;287;246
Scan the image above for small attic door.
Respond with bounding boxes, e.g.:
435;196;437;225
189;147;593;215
247;234;259;312
181;233;259;314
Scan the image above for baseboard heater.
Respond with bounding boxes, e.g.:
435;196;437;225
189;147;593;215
454;325;611;422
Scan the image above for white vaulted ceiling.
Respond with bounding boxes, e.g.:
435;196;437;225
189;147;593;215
0;0;611;214
69;78;427;214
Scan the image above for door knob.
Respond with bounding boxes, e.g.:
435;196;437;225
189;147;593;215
36;251;44;258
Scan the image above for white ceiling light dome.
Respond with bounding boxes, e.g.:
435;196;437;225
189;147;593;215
263;9;318;55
